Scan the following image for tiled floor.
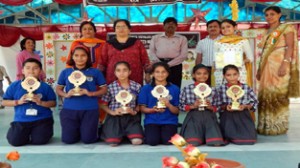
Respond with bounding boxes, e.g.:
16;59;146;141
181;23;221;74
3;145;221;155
0;103;299;168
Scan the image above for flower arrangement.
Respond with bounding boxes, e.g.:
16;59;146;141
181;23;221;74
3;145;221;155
162;134;222;168
0;151;20;168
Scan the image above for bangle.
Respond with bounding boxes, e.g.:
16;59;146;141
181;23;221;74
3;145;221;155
14;100;18;106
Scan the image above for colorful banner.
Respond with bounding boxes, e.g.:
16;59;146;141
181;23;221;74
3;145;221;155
85;0;200;6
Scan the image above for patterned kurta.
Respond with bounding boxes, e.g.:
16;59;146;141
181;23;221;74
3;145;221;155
100;40;150;85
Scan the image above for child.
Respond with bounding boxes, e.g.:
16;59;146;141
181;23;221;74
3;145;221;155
0;65;11;109
2;58;56;146
56;45;107;144
216;64;257;145
138;62;180;146
100;61;143;146
179;64;224;146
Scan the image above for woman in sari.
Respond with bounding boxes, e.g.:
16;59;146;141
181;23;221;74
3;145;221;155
256;6;299;135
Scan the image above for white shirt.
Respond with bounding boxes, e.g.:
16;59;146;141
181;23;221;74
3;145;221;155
195;35;222;66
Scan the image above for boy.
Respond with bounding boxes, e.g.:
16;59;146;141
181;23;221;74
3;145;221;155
2;58;56;146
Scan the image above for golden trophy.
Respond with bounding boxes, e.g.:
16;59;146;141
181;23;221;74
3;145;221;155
193;83;212;110
21;76;41;101
68;70;86;96
215;51;243;69
226;85;245;110
115;90;133;114
151;85;169;109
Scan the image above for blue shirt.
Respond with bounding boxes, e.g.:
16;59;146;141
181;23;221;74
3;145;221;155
3;80;56;122
138;84;180;125
57;68;106;110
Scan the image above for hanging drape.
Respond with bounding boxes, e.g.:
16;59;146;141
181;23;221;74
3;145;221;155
0;0;32;6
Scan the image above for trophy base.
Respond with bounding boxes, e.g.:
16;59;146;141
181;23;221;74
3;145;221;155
156;102;166;109
231;102;240;110
72;93;82;96
121;106;129;114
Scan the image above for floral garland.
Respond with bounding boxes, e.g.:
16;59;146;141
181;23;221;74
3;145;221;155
162;134;222;168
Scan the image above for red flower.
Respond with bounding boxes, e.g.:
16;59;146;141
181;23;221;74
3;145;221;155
162;156;179;168
184;144;201;157
194;162;210;168
169;134;187;147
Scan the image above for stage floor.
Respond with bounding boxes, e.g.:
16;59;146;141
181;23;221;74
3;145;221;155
0;102;299;168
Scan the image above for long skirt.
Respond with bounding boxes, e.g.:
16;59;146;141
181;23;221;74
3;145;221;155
180;109;224;146
101;114;143;145
220;109;256;145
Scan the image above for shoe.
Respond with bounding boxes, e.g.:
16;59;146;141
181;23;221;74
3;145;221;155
0;105;4;109
178;123;182;127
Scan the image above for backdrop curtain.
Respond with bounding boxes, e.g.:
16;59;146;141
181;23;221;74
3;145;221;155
0;0;32;6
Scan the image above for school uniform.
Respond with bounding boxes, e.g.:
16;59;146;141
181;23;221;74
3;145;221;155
138;83;180;146
3;80;56;146
179;83;224;146
216;82;258;145
57;67;106;144
100;80;143;145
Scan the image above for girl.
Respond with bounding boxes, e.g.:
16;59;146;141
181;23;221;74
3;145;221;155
100;61;143;146
2;58;56;146
216;64;257;145
56;45;107;144
179;64;224;146
138;62;180;146
213;19;253;87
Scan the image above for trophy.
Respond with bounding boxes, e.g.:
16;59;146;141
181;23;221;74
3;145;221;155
151;85;169;109
21;76;41;101
193;83;212;110
215;51;243;69
226;85;245;110
68;70;86;96
115;90;133;114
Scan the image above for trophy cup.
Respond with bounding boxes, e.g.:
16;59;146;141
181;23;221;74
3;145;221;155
226;85;245;110
115;90;133;114
151;85;169;109
21;76;41;101
193;83;212;110
68;70;86;96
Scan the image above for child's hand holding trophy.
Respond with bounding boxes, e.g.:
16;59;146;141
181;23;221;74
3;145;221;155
226;85;245;111
115;90;133;114
193;83;212;111
151;85;169;110
68;70;86;96
21;76;41;101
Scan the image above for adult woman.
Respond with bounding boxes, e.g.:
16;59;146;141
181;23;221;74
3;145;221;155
66;21;105;69
256;6;299;135
100;19;150;85
213;19;253;87
16;37;46;81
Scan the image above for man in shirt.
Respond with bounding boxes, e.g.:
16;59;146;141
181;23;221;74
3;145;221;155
149;17;188;88
0;65;11;109
195;20;222;85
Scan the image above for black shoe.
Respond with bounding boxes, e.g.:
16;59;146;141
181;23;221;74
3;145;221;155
178;123;183;127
